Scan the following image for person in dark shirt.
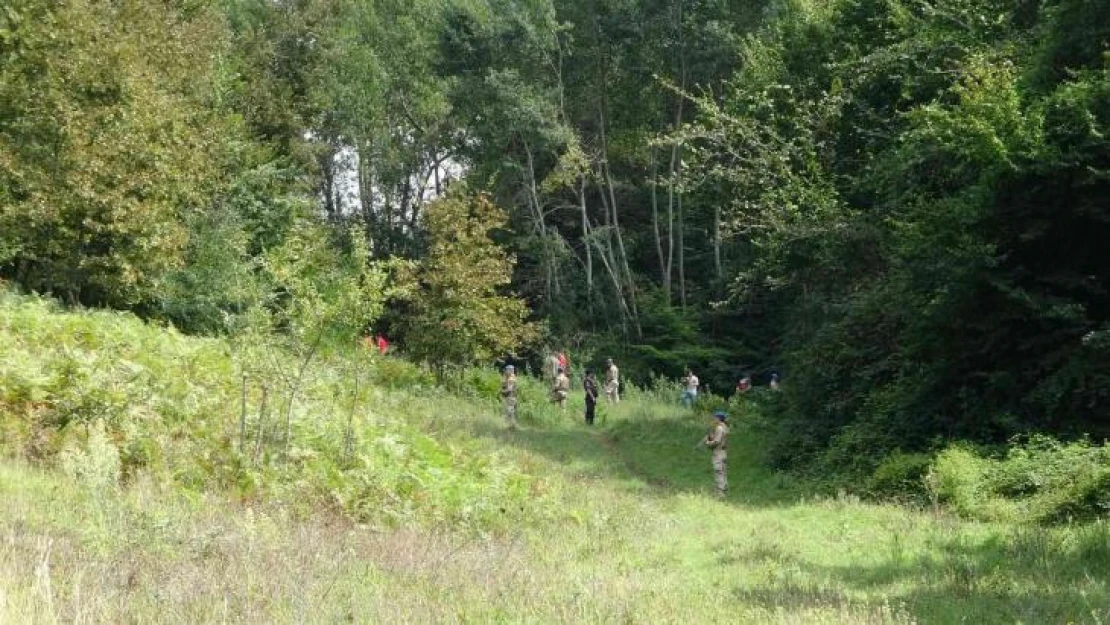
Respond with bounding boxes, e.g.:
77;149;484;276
583;369;599;425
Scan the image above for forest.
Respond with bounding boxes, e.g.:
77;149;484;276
2;1;1110;621
2;0;1109;484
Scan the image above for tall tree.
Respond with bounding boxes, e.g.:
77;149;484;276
396;190;538;376
0;0;235;307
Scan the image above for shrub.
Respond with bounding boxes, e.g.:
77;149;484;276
59;419;121;492
0;290;551;532
444;367;502;401
927;435;1110;523
869;451;933;501
695;392;732;417
369;357;435;391
927;446;994;518
630;373;680;405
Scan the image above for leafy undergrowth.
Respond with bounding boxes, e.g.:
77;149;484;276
928;436;1110;524
0;291;549;532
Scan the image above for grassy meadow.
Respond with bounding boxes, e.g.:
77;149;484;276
1;292;1108;623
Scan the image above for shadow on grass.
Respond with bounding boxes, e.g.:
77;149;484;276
468;399;798;507
728;523;1110;624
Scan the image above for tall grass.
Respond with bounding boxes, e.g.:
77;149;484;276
2;291;1108;623
0;290;548;531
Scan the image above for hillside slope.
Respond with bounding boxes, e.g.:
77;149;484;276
1;294;1108;623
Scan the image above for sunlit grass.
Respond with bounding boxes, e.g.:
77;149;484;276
1;292;1108;623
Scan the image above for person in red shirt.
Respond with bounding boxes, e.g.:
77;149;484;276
376;334;389;355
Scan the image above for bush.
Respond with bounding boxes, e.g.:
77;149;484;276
868;451;933;501
927;435;1110;523
0;290;550;532
59;419;121;492
695;392;731;417
443;367;502;401
369;357;435;391
926;447;992;517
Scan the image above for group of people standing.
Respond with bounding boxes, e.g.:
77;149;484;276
681;368;780;407
361;333;390;355
499;355;620;429
498;355;751;499
502;356;779;430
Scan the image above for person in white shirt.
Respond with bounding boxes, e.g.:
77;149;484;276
680;368;699;408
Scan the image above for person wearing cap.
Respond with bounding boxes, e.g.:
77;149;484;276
546;352;560;385
702;411;730;498
551;366;570;411
604;358;620;403
583;369;599;425
500;365;518;429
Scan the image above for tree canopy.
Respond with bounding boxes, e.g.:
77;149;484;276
1;0;1108;482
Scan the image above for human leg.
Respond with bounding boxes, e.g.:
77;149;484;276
680;390;693;408
712;450;727;497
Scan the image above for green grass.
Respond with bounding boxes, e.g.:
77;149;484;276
2;291;1109;623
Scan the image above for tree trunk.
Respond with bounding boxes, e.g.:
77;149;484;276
650;148;667;291
665;142;678;304
597;98;641;337
673;0;689;308
713;203;722;282
678;184;687;308
589;215;631;336
358;143;378;256
596;172;639;336
320;148;337;221
523;141;556;306
664;82;686;305
579;177;593;304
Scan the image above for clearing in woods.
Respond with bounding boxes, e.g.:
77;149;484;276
0;298;1107;623
3;406;1108;623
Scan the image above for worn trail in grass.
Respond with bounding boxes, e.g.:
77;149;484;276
465;402;1110;624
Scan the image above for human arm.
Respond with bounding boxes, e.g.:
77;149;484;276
704;424;723;449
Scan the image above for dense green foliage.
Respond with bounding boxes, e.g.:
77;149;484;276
929;435;1110;523
689;0;1110;475
0;291;542;530
394;191;538;375
0;0;228;306
1;0;1108;486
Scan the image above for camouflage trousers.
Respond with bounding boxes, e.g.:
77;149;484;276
551;390;568;410
712;449;728;497
504;397;518;428
604;382;620;403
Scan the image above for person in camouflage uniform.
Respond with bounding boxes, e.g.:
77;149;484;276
545;353;560;385
501;365;518;429
702;410;729;498
604;358;620;403
551;367;570;410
